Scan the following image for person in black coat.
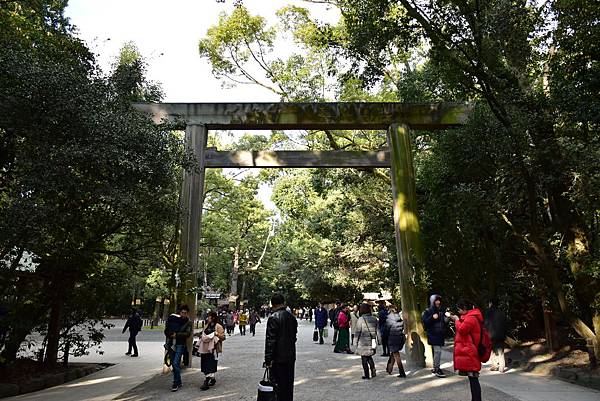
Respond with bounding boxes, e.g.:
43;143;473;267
422;294;448;377
328;301;341;346
378;301;390;356
314;303;328;344
485;298;508;372
385;307;406;377
123;308;142;357
264;294;298;401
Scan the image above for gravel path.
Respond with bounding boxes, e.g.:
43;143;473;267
116;320;518;401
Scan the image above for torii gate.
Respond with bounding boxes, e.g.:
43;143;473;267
135;102;472;369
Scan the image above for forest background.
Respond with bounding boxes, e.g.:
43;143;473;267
0;0;598;366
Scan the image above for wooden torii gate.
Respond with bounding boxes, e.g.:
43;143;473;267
135;102;471;369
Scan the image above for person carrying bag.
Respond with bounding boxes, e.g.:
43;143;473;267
353;303;379;380
257;367;278;401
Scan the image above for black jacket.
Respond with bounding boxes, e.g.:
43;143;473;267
123;313;142;334
265;307;297;364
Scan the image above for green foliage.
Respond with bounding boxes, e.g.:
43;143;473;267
0;1;183;364
197;1;600;349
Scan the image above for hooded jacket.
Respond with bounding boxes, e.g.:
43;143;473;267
453;308;483;372
422;294;447;346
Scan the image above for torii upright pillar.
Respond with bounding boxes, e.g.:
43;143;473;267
179;123;208;367
387;123;430;369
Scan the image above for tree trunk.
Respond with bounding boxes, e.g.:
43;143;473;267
0;327;30;363
592;313;600;368
152;299;161;326
240;275;247;308
162;298;171;322
229;244;240;309
44;292;64;366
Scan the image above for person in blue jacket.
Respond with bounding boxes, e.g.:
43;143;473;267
422;294;449;377
314;303;328;345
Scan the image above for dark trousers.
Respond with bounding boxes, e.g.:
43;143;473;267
361;356;375;378
239;324;246;335
250;323;256;336
272;362;295;401
317;328;324;344
127;331;138;355
381;333;389;355
332;327;339;344
468;376;482;401
386;352;405;375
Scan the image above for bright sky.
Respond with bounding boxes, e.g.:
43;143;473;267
65;0;339;102
65;0;340;211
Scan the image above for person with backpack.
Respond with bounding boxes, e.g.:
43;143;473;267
450;299;487;401
422;294;448;377
122;308;142;357
485;297;508;372
353;303;379;380
385;306;406;378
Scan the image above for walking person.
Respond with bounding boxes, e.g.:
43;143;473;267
239;309;248;335
422;294;448;377
314;303;328;344
450;299;484;401
353;303;378;380
350;305;359;344
385;307;406;378
334;304;353;354
249;309;262;336
225;310;234;335
198;311;226;391
122;308;142;357
485;298;507;372
164;304;192;392
308;307;313;322
233;310;239;328
329;300;341;346
377;300;390;356
264;293;298;401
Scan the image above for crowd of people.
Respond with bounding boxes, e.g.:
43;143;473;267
219;308;263;336
121;293;507;401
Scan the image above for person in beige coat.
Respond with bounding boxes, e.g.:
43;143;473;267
198;311;226;391
353;303;379;379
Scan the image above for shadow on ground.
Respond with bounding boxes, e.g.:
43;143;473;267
115;322;520;401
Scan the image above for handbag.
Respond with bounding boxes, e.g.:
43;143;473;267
323;328;328;338
313;328;319;342
257;368;278;401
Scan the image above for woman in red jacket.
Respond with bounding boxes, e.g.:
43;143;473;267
451;299;483;401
